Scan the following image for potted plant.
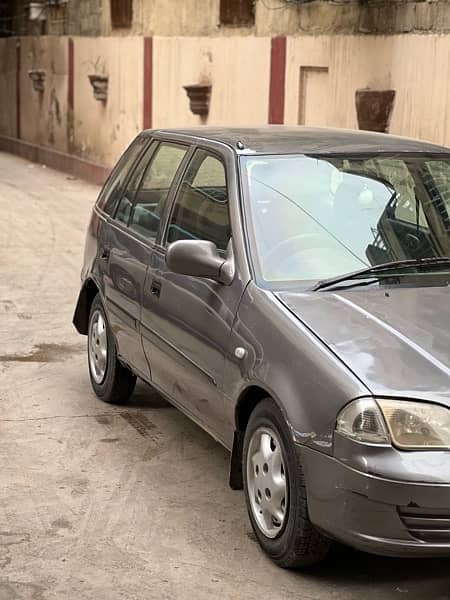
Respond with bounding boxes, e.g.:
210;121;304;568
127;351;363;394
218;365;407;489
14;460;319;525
87;57;108;103
355;88;396;133
28;69;46;92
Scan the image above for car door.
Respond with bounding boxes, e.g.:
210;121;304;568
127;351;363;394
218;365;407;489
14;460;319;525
103;140;190;380
101;140;157;378
95;135;149;308
140;147;246;442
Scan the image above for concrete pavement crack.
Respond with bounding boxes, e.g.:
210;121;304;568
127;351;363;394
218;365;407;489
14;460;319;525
0;412;124;423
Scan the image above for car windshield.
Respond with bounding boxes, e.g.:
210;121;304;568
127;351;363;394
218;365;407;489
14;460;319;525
241;154;450;286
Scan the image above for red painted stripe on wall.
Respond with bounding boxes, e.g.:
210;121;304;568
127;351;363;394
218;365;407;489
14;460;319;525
143;37;153;130
68;38;74;112
268;36;287;125
16;40;21;139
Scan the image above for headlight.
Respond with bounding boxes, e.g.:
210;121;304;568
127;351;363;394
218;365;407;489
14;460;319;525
377;399;450;450
336;398;450;450
336;398;390;444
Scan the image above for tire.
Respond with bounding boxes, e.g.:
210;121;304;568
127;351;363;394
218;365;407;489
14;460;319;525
243;398;331;568
87;294;136;404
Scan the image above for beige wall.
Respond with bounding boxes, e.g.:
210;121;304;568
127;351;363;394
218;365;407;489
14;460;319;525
102;0;219;37
285;36;330;126
153;36;271;128
72;36;143;165
388;35;450;145
0;38;17;138
19;36;68;151
100;0;450;37
256;0;450;36
285;34;450;147
1;33;449;169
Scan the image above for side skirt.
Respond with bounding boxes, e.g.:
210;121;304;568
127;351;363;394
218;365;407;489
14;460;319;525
125;365;232;454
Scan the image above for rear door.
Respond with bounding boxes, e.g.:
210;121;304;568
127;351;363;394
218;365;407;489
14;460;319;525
101;140;156;377
94;136;149;305
104;141;190;377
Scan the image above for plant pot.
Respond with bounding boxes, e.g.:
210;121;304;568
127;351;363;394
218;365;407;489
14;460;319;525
28;69;46;92
183;83;211;117
88;74;108;103
355;89;396;133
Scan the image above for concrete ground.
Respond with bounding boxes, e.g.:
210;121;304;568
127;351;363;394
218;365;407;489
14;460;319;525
0;151;449;600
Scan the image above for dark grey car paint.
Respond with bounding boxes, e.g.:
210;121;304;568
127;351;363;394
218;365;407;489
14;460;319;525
222;283;370;450
104;223;152;379
277;286;450;403
74;127;450;558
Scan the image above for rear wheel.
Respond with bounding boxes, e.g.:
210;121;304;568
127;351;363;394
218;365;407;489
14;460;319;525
88;294;136;404
243;398;331;568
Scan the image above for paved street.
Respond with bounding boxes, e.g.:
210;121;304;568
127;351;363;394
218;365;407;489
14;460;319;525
0;151;449;600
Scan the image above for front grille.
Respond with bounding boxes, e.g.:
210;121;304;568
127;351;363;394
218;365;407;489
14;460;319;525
399;507;450;543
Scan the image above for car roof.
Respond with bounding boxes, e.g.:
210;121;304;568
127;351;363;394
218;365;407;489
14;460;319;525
145;126;450;155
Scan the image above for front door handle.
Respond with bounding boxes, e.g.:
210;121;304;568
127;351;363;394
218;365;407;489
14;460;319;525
150;279;162;298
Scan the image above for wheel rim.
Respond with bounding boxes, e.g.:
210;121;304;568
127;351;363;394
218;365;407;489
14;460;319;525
88;309;108;384
246;426;288;539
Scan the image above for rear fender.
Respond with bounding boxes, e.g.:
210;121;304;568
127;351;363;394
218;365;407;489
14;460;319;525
73;278;101;334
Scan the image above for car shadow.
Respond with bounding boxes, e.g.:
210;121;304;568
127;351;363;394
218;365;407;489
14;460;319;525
294;542;450;599
129;379;172;409
97;380;450;597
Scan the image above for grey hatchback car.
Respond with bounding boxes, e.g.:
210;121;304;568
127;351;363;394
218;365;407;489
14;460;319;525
74;127;450;567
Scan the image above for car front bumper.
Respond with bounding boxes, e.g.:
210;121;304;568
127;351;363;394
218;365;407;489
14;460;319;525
300;445;450;557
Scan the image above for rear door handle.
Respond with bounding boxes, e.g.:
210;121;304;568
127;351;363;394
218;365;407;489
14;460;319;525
150;279;162;298
100;247;110;261
118;276;135;296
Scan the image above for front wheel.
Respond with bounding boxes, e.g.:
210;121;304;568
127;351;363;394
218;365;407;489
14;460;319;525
243;399;331;568
88;294;136;404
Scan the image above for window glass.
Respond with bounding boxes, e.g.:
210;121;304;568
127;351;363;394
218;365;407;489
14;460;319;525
114;146;153;225
242;154;450;284
372;159;427;226
129;143;188;240
426;160;450;217
115;195;132;225
166;150;230;252
97;135;147;215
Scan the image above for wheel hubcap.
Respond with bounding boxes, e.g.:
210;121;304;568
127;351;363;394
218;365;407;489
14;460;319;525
246;426;288;538
88;310;108;384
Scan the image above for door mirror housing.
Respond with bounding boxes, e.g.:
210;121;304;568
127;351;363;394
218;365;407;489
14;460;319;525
166;240;234;285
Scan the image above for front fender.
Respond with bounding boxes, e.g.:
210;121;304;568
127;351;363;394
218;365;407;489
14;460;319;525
224;283;369;455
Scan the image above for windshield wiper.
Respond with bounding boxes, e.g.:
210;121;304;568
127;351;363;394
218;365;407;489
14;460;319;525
312;257;450;291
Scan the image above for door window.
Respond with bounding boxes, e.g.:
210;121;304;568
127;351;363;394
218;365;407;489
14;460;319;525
129;143;188;240
114;143;156;226
166;150;230;252
97;135;147;215
115;195;133;225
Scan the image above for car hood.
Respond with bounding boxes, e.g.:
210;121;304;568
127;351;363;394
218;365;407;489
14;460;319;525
276;286;450;407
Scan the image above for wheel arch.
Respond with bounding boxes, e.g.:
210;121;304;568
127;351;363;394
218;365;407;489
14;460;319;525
229;384;290;490
72;278;101;335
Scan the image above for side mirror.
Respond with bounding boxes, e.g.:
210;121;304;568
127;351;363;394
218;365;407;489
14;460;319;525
166;240;234;285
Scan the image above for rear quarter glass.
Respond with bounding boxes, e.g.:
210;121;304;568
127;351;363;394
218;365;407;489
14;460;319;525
96;135;148;214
